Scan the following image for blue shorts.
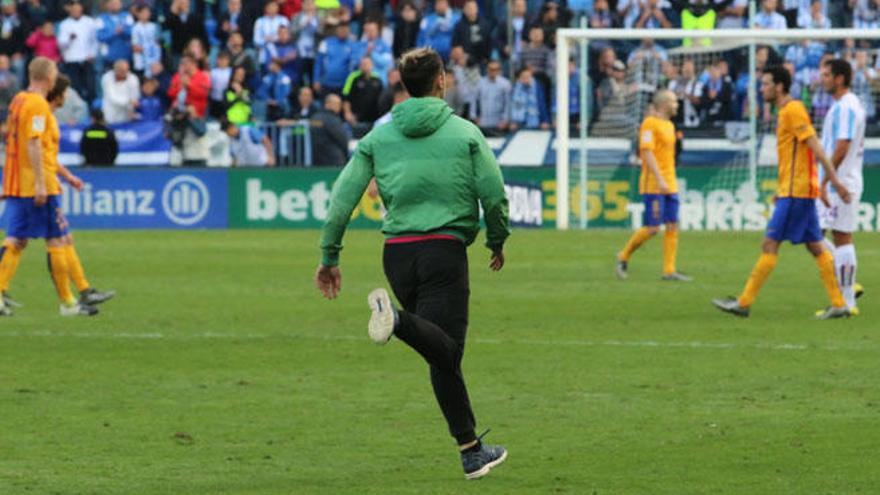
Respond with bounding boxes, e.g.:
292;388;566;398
766;197;822;245
642;194;680;227
5;196;69;240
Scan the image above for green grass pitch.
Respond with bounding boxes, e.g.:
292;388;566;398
1;230;879;494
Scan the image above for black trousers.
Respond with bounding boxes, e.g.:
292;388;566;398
62;62;95;105
383;239;477;445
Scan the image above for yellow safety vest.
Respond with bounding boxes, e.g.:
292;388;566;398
682;9;716;47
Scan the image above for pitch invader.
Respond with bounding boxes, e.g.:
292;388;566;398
815;59;865;315
0;58;109;316
713;66;851;319
616;90;691;281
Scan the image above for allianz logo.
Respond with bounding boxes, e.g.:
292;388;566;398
60;175;210;226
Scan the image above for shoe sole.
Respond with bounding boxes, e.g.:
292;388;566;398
712;300;749;318
465;449;508;480
60;305;99;317
815;310;850;320
367;288;394;345
83;290;116;306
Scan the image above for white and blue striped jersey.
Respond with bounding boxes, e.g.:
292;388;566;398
821;92;866;192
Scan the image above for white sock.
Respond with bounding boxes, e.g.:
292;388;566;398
823;237;836;256
834;244;857;309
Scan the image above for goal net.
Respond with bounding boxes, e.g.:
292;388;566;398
555;28;880;230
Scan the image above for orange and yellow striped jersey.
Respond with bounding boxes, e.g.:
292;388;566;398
2;92;56;198
638;115;678;195
776;100;819;199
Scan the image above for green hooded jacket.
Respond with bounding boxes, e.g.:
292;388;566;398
319;97;510;266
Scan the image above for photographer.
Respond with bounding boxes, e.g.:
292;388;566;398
166;55;211;166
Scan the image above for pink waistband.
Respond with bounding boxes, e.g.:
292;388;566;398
385;234;461;245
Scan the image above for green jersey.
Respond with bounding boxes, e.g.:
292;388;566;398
320;97;510;266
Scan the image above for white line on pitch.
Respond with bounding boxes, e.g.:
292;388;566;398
0;330;873;352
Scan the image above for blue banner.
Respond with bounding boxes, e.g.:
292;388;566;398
0;169;228;230
60;121;171;166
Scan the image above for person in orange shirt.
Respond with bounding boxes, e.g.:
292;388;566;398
616;90;691;281
713;66;851;320
0;57;98;317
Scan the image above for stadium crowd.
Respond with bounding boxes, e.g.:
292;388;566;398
0;0;877;164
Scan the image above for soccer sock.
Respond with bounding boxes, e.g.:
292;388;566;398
64;245;91;293
738;253;778;308
47;247;76;305
0;240;24;292
619;227;654;262
822;237;835;255
662;229;678;275
816;250;846;309
833;244;857;309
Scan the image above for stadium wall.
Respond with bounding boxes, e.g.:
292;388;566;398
2;168;878;231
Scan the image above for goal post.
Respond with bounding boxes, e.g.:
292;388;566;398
555;28;880;231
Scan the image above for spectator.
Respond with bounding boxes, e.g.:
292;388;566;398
520;26;554;75
754;0;788;29
223;121;276;167
531;1;569;50
703;59;733;123
342;56;383;133
293;85;320;118
392;2;420;59
131;5;161;78
225;66;252;124
417;0;459;63
852;50;877;121
224;32;259;85
508;0;529;66
163;0;208;61
0;0;25;80
449;46;480;117
166;55;211;154
376;67;400;116
218;0;253;47
851;0;880;29
452;0;493;66
0;54;18;120
278;0;301;18
151;61;172;108
567;58;593;132
785;39;824;73
510;67;550;131
97;0;132;64
254;0;290;66
138;77;163;121
798;0;831;28
668;58;703;128
594;60;637;134
59;0;98;104
617;0;642;28
22;0;50;28
670;0;737;46
259;58;293;121
717;0;749;28
780;0;816;27
354;19;393;84
186;38;210;71
636;0;674;28
210;51;233;120
291;0;319;86
80;109;119;166
55;84;90;126
26;21;61;62
470;59;511;135
102;59;140;124
589;0;614;30
443;67;469;116
374;82;408;126
314;19;356;97
265;25;299;84
309;93;349;166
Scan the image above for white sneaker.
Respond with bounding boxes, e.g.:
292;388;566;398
60;302;98;317
367;288;396;345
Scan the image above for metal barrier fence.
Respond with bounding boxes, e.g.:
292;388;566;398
257;120;312;167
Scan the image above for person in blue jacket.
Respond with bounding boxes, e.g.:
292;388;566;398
417;0;459;63
313;19;356;98
259;59;293;121
97;0;132;63
352;19;393;84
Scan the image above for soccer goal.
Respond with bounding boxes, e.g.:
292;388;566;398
555;26;880;230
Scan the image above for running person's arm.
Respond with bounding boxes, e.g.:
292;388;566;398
57;163;84;190
471;131;510;270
